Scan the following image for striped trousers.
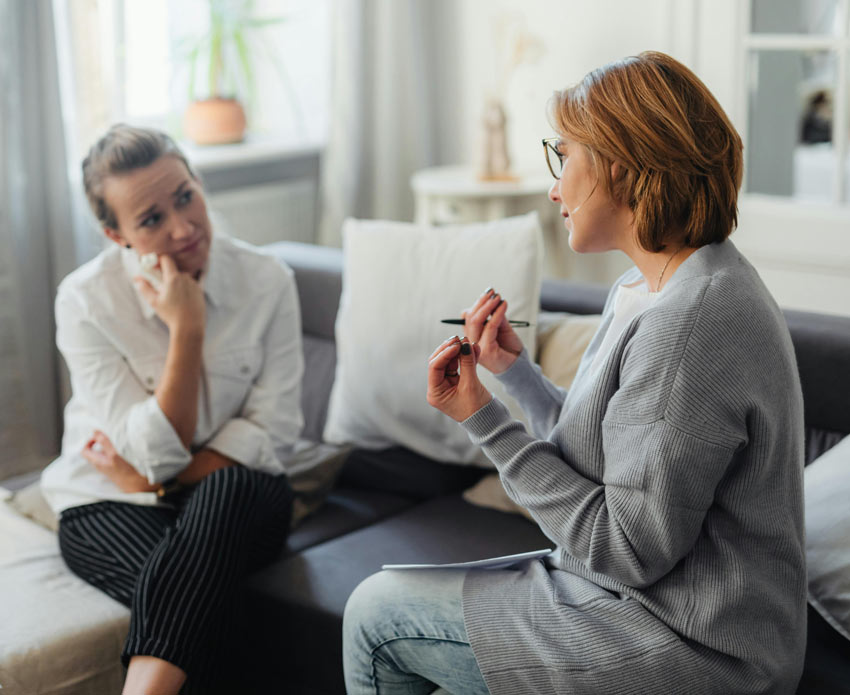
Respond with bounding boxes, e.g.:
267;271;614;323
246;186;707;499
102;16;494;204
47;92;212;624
57;465;293;693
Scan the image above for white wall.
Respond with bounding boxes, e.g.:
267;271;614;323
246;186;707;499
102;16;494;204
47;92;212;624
448;0;677;284
454;0;673;173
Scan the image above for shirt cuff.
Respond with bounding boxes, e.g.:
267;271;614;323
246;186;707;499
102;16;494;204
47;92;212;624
205;418;285;476
123;396;192;484
460;396;515;442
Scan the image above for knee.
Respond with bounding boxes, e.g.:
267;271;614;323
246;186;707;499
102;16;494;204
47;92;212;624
344;571;399;649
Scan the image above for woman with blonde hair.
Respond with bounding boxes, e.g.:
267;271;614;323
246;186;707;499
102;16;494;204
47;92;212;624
343;51;806;694
41;124;305;694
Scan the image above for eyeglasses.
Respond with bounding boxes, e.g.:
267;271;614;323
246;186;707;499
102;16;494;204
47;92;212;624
542;137;564;180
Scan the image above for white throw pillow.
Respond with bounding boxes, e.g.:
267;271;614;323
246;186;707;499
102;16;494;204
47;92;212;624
324;214;543;465
805;434;850;640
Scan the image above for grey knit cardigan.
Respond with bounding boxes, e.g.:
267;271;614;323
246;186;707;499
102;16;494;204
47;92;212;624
460;240;807;694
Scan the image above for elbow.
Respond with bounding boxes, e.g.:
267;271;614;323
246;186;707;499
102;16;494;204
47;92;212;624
586;547;677;590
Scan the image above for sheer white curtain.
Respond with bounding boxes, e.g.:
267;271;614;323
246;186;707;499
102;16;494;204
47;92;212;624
0;0;78;479
318;0;463;246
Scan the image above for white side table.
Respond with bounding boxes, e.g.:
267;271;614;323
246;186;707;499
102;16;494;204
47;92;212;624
411;165;568;277
411;165;553;225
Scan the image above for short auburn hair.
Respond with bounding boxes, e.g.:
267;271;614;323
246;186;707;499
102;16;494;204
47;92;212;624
549;51;743;252
82;124;198;230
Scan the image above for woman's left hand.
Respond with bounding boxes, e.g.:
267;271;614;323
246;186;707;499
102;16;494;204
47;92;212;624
81;431;160;493
426;336;492;422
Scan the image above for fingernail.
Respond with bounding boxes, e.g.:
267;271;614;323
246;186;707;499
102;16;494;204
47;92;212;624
484;286;493;294
460;343;471;355
498;299;504;306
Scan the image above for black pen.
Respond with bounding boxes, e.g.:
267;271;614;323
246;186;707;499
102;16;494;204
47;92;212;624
441;318;532;327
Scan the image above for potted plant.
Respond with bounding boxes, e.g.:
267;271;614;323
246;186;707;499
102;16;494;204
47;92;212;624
179;0;290;145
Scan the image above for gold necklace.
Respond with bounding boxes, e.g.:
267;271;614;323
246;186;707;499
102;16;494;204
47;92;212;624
655;245;686;293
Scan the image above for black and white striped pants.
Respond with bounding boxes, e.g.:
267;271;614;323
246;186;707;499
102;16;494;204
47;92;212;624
57;465;293;693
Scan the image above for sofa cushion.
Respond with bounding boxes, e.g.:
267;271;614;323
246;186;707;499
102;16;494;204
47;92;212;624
540;277;609;315
261;241;343;341
299;335;338;444
784;310;850;434
805;434;850;641
336;446;488;500
798;604;850;695
245;494;551;694
4;479;58;532
0;488;128;695
285;487;413;555
322;214;542;465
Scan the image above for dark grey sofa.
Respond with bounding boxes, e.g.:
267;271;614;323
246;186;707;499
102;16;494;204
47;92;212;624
232;241;850;695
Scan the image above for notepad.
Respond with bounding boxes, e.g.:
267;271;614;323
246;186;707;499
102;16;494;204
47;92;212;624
382;548;552;571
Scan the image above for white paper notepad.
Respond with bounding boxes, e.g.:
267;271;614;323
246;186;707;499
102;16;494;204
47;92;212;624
382;548;552;571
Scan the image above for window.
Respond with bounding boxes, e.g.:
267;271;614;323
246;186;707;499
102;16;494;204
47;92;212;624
53;0;330;167
742;0;850;203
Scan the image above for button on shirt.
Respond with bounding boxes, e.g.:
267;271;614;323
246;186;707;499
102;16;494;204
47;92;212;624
41;233;304;514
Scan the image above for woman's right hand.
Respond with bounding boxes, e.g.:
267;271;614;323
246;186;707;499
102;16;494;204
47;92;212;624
135;254;205;334
461;287;524;374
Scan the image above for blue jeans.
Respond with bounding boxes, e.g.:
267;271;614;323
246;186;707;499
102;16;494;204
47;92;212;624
343;569;490;695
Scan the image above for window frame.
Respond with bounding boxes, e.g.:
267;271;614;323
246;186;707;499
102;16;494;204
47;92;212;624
738;0;850;204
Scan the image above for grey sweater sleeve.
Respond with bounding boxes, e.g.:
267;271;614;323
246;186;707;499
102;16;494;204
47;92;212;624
493;348;568;439
462;397;735;588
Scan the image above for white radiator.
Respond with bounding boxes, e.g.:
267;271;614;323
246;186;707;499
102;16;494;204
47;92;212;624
207;178;317;247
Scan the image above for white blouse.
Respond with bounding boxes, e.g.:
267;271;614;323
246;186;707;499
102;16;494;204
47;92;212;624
588;278;660;374
41;233;305;514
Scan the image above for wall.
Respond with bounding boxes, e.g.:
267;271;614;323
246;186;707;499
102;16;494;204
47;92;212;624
449;0;677;284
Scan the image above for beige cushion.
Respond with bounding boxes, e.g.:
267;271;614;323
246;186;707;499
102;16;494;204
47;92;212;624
463;311;602;518
0;487;129;694
4;480;58;532
462;473;535;522
536;312;603;391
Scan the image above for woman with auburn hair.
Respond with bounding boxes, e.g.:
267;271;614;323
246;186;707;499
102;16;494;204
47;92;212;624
343;52;806;694
41;124;306;694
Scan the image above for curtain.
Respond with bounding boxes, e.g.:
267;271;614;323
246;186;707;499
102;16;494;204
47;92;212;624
318;0;463;246
0;0;85;480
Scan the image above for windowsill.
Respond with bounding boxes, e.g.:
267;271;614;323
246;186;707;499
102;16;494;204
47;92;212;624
180;133;324;174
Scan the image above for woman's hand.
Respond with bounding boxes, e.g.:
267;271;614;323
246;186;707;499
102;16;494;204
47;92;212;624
426;336;492;422
81;431;160;493
461;287;523;374
177;449;237;485
135;254;205;335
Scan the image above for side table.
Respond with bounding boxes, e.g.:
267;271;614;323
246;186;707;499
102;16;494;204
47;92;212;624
410;165;569;277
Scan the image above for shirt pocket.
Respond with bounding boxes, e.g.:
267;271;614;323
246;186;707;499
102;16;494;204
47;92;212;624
125;354;166;394
204;345;263;416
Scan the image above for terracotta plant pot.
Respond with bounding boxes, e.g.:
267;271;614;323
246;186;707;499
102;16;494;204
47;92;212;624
183;98;247;145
